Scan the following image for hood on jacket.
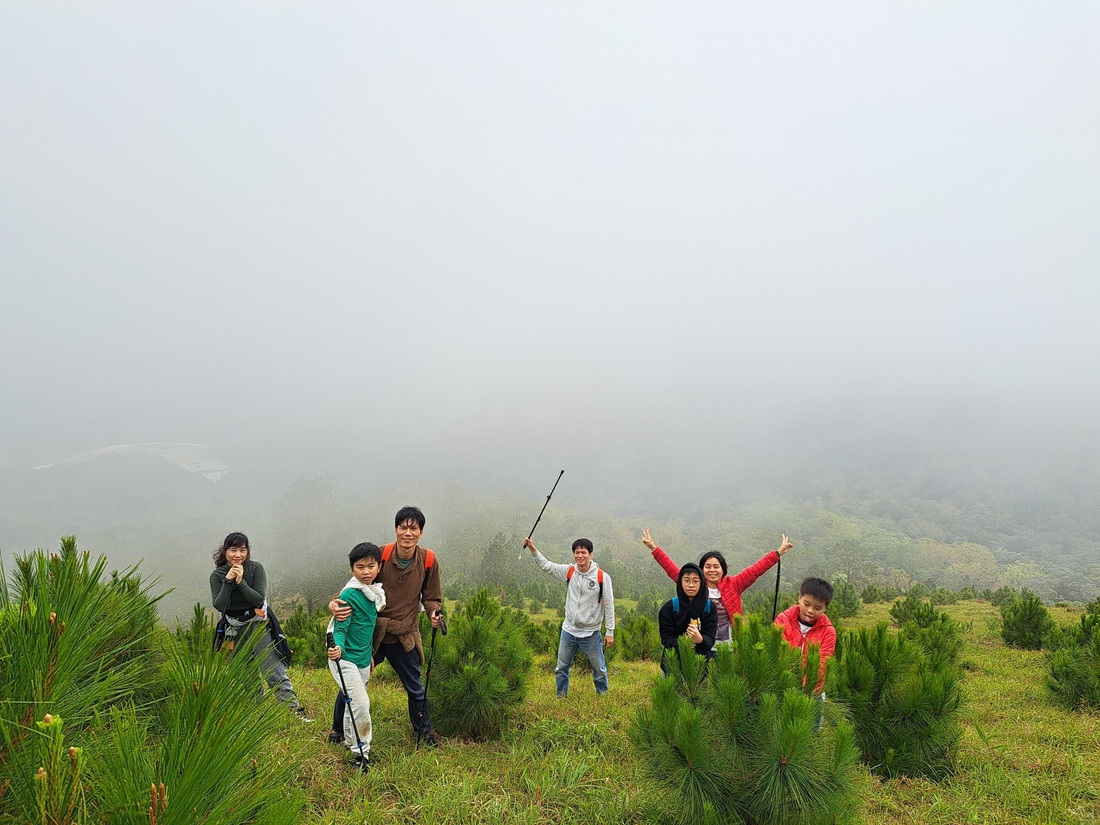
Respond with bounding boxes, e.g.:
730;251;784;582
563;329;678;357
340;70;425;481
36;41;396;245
675;563;706;613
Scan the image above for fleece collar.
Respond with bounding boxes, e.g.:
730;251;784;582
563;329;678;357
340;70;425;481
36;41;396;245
340;578;387;612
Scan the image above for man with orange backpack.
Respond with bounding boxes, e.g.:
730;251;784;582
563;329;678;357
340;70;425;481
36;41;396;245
329;506;444;747
523;536;615;697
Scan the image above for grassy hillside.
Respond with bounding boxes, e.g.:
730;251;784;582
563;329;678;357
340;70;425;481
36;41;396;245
274;601;1099;824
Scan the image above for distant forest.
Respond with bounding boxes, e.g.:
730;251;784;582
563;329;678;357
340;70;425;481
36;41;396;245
2;406;1097;619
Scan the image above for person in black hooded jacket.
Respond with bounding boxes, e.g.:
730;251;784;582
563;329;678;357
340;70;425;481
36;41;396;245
658;562;718;675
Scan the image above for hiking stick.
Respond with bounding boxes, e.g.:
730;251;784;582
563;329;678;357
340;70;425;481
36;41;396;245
326;632;366;760
417;612;444;748
518;469;565;559
771;556;782;622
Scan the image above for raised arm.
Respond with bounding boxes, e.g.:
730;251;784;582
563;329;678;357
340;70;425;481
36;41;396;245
523;538;570;582
727;534;792;593
642;528;680;582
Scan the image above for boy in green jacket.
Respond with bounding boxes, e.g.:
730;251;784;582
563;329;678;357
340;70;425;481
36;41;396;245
327;543;387;771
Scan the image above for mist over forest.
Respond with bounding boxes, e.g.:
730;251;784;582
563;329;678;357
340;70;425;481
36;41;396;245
3;387;1097;620
2;5;1097;620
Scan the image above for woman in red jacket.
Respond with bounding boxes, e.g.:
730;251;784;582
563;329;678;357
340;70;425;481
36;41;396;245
642;528;793;643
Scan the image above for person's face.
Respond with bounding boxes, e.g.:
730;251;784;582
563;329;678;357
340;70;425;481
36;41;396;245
681;572;702;599
797;594;828;624
572;545;593;573
226;545;249;566
352;557;381;586
701;558;724;586
395;519;423;555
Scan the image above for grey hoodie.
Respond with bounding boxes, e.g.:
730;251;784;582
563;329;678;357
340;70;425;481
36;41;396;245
532;550;615;638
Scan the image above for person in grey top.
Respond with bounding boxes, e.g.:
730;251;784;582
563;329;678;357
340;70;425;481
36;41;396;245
523;536;615;697
210;531;310;721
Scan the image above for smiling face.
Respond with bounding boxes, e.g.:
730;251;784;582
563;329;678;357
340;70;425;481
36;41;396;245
701;558;724;586
572;545;593;573
394;519;423;558
351;557;381;586
225;544;249;566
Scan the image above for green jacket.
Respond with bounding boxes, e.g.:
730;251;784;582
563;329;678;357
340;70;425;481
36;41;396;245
332;585;381;667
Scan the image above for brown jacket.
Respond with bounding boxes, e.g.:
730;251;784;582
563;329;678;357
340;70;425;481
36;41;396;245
376;545;442;659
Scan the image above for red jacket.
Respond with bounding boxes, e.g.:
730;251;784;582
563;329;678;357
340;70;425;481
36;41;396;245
774;604;836;693
650;546;780;618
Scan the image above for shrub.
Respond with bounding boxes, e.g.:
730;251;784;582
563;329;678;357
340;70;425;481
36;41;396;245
528;618;561;655
928;588;958;606
889;594;926;627
1046;599;1100;711
900;601;966;667
1047;639;1100;711
618;613;662;662
990;586;1019;607
174;601;215;656
0;537;304;824
1001;590;1053;650
630;617;863;825
861;583;885;604
906;582;930;600
829;623;964;780
427;588;533;739
503;606;560;656
829;578;861;618
281;603;328;668
85;631;306;823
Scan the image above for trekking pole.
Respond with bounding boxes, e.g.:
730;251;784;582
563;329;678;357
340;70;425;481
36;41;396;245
326;632;366;763
518;469;565;559
771;534;792;621
771;556;782;622
417;610;447;748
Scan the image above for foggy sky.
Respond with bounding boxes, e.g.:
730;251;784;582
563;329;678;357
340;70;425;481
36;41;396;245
2;3;1098;488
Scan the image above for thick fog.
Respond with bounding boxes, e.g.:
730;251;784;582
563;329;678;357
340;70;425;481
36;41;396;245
2;5;1098;608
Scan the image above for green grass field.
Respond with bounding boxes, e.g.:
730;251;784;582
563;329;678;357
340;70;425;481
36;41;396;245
276;601;1100;824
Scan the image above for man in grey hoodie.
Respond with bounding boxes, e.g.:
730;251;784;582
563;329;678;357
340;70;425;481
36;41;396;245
523;537;615;696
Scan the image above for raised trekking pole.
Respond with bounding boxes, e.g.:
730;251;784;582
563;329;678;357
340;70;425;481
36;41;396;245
771;555;782;622
518;469;565;559
417;610;447;748
771;534;791;622
326;631;366;768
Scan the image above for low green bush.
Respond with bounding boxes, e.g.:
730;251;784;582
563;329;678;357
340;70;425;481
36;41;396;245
830;623;964;780
631;617;863;825
618;613;661;662
900;601;967;667
427;588;533;740
1;537;304;824
830;578;862;618
1001;590;1053;650
1046;599;1100;711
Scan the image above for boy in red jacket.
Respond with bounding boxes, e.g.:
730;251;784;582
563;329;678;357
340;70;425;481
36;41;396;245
774;577;836;696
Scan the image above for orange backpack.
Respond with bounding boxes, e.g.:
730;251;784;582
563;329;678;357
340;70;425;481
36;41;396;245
381;543;436;592
381;543;435;570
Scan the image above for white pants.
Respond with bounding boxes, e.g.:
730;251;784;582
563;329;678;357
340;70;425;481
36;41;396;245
328;659;372;757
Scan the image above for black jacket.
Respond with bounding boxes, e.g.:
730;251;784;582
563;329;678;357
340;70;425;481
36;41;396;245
658;563;717;656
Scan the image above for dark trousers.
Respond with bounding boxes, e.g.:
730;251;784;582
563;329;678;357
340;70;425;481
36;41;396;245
332;641;430;737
